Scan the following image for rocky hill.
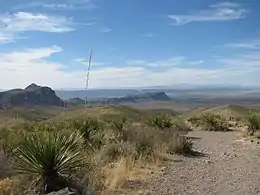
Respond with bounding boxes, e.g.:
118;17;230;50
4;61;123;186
0;84;62;108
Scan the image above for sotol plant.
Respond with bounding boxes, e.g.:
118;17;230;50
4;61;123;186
148;114;173;130
70;119;104;149
109;118;129;141
13;132;84;194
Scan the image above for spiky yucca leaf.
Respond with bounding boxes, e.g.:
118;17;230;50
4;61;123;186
13;132;84;193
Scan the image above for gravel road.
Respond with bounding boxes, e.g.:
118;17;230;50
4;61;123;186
141;131;260;195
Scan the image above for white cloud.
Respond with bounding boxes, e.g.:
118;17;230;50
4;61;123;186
0;12;74;43
141;33;157;38
168;2;247;25
1;12;74;33
210;2;240;8
14;0;97;10
73;58;106;66
1;46;260;89
126;60;148;66
224;40;260;49
100;27;112;33
186;60;204;65
126;57;186;67
0;31;16;44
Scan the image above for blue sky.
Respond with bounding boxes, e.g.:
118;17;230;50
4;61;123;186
0;0;260;89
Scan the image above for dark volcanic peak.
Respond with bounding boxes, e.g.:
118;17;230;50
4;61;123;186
25;83;41;91
140;92;171;101
0;84;62;108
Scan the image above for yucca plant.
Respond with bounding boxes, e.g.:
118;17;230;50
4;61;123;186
109;118;127;132
13;132;84;194
70;119;104;149
148;114;173;130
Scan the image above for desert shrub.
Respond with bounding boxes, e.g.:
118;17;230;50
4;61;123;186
202;113;229;131
134;131;156;159
108;118;130;141
13;132;85;194
187;116;201;127
70;119;105;150
148;114;173;130
192;113;229;131
246;114;260;132
109;118;128;132
172;119;191;132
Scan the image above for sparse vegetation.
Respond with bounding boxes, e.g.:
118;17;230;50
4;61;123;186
0;106;194;194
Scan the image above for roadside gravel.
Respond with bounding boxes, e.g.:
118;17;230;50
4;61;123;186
141;131;260;195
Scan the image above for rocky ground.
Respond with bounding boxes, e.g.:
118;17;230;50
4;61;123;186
140;130;260;195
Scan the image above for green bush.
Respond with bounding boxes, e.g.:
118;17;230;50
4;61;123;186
148;114;173;130
187;116;201;127
13;132;84;194
191;113;229;131
246;114;260;135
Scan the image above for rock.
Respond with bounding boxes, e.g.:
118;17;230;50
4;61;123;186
221;152;227;156
47;188;71;195
205;160;214;164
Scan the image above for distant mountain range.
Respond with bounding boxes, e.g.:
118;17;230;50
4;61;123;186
1;84;260;108
56;85;260;100
0;84;172;108
67;91;171;106
56;89;139;100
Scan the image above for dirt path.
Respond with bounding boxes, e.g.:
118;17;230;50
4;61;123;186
140;131;260;195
